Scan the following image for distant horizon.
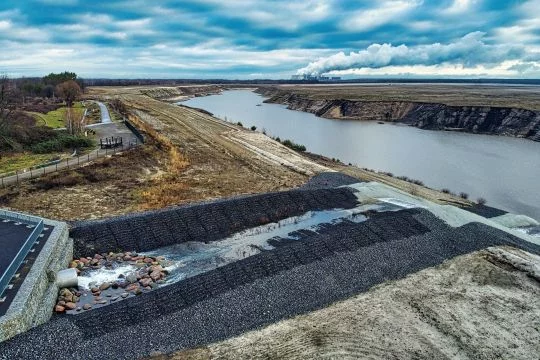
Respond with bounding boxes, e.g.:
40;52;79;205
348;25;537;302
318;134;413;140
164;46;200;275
1;1;539;79
5;75;540;84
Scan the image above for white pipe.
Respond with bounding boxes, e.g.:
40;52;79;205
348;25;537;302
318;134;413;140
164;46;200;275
56;268;78;288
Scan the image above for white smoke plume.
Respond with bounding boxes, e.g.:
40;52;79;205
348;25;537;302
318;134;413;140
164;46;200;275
297;32;529;76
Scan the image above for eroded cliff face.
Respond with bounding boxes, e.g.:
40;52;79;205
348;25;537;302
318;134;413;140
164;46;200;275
142;85;223;101
257;88;540;140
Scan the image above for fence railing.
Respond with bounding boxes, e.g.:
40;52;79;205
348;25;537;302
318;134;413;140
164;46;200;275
0;139;140;188
124;119;145;144
0;210;44;298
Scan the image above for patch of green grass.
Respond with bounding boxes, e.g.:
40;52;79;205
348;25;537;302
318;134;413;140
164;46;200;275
0;152;64;175
29;102;84;129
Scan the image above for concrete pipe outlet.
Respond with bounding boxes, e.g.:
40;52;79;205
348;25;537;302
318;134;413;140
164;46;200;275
56;268;78;288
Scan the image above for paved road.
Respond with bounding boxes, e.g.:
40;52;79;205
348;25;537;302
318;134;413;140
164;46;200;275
96;102;111;124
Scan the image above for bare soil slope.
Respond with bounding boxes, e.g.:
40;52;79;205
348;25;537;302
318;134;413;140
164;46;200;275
157;247;540;360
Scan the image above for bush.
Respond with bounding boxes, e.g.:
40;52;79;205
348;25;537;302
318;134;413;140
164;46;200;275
275;137;281;142
459;192;469;199
31;133;94;154
441;188;451;194
281;139;306;152
477;197;487;205
236;121;243;127
411;179;424;186
251;126;257;131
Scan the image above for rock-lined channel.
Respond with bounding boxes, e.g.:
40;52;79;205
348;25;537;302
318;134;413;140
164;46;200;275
56;253;170;314
56;201;416;314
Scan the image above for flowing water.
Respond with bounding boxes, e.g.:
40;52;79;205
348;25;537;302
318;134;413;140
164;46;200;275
77;201;412;294
184;90;540;220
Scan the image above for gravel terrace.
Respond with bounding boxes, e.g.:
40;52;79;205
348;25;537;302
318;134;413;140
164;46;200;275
0;198;538;359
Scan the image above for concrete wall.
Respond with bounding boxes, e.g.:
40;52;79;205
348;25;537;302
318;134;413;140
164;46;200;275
0;219;71;342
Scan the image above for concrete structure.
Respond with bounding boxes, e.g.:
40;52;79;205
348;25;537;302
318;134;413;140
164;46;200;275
0;210;70;342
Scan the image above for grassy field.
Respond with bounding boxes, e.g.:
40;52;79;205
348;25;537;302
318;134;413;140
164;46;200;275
0;152;64;175
270;84;540;110
29;102;85;128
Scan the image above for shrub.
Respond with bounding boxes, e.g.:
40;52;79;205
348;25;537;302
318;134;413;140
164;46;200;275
459;192;469;199
31;133;94;154
275;137;281;142
412;179;424;186
441;188;451;194
477;197;487;205
251;126;257;131
236;121;243;127
281;139;306;152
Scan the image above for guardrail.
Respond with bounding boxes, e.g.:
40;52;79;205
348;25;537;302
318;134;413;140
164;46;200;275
0;210;44;297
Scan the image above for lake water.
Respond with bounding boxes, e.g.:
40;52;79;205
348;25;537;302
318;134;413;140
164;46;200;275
184;90;540;221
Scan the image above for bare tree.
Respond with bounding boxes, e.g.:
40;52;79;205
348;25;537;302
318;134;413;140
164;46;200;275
56;80;82;134
56;80;81;107
0;75;21;152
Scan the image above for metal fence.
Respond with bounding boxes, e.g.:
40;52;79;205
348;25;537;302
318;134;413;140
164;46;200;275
0;139;140;188
0;210;44;297
124;119;145;144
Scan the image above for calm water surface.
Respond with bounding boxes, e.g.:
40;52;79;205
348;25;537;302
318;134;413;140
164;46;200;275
184;90;540;220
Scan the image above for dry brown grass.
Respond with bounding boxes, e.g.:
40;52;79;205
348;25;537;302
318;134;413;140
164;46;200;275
267;84;540;110
127;113;189;172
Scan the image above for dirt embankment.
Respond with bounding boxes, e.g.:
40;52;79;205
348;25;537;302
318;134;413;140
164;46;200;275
257;88;540;140
141;85;223;102
154;247;540;360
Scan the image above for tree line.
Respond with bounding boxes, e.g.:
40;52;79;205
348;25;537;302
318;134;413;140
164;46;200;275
10;71;85;99
1;72;89;153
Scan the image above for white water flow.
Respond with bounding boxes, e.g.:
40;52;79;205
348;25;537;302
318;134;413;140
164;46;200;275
77;201;410;288
144;202;408;284
77;264;136;290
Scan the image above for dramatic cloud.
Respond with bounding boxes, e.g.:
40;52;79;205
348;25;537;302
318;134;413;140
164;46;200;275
0;0;538;78
297;32;534;76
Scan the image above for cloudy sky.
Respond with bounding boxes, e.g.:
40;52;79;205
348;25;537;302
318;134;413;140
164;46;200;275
0;0;539;79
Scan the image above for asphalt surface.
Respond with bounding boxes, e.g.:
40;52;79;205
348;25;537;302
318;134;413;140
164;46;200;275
1;206;539;359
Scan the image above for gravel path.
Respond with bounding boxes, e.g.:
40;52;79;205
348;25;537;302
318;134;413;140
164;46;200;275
1;208;538;359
